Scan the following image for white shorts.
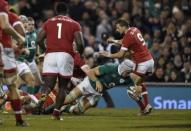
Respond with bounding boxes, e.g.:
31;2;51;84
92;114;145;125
1;45;17;73
16;61;31;76
135;59;154;75
77;77;101;106
28;60;39;74
43;52;74;77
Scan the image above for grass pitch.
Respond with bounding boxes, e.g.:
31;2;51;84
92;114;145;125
0;108;191;131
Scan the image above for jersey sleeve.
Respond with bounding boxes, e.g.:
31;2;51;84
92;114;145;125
9;12;21;27
98;63;116;75
73;22;81;33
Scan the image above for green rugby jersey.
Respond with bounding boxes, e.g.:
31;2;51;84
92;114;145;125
17;30;37;62
89;63;134;91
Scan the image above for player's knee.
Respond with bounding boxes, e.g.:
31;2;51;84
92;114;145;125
3;75;17;86
65;91;77;104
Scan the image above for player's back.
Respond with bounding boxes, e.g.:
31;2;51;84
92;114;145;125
122;27;152;63
43;15;81;55
89;63;132;90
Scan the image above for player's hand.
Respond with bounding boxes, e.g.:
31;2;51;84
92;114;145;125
99;51;111;58
21;48;30;56
96;81;103;93
107;37;115;43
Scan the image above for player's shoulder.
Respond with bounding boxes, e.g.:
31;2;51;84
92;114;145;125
125;27;141;38
0;11;8;17
128;27;140;33
8;12;18;18
0;11;8;16
8;12;19;22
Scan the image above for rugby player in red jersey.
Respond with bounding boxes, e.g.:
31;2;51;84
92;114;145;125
0;0;28;126
100;19;154;115
37;2;84;120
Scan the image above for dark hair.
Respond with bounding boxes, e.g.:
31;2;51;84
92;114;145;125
27;17;34;22
115;19;130;28
55;2;67;15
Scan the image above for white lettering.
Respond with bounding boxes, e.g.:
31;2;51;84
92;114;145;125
178;100;186;109
163;100;177;109
154;96;162;109
154;96;191;109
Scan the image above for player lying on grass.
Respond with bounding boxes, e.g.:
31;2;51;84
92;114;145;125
0;87;58;114
59;60;152;115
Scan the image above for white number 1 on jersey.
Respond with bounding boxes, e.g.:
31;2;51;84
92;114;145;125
57;23;62;39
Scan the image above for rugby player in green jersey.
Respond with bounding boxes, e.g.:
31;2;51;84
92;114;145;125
25;17;43;92
16;16;42;94
61;60;152;115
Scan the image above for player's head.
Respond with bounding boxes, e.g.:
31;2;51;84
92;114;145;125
27;17;35;32
55;2;68;15
115;19;130;34
19;15;28;30
118;59;135;77
0;0;9;12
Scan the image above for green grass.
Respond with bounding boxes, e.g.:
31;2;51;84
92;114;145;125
0;108;191;131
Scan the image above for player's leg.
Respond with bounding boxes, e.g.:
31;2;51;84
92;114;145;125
141;83;149;106
61;95;99;114
39;52;58;106
130;59;154;115
64;97;91;114
2;49;28;126
52;76;69;120
29;60;43;93
17;62;35;94
52;52;74;120
39;75;57;105
64;87;83;105
4;72;28;126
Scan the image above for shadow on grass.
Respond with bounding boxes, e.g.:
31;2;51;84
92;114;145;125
130;124;191;128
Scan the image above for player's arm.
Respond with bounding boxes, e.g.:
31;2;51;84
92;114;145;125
87;67;103;92
0;13;25;45
37;28;46;51
107;37;122;45
74;31;84;56
13;21;25;37
87;67;101;81
99;49;126;58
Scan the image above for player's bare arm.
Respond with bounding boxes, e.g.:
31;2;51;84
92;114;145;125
13;22;25;37
0;13;25;45
74;31;85;56
99;49;126;59
107;37;122;45
37;28;46;51
88;67;103;92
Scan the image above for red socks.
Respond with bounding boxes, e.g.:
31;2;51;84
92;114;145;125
136;100;145;111
11;99;23;122
141;84;149;106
